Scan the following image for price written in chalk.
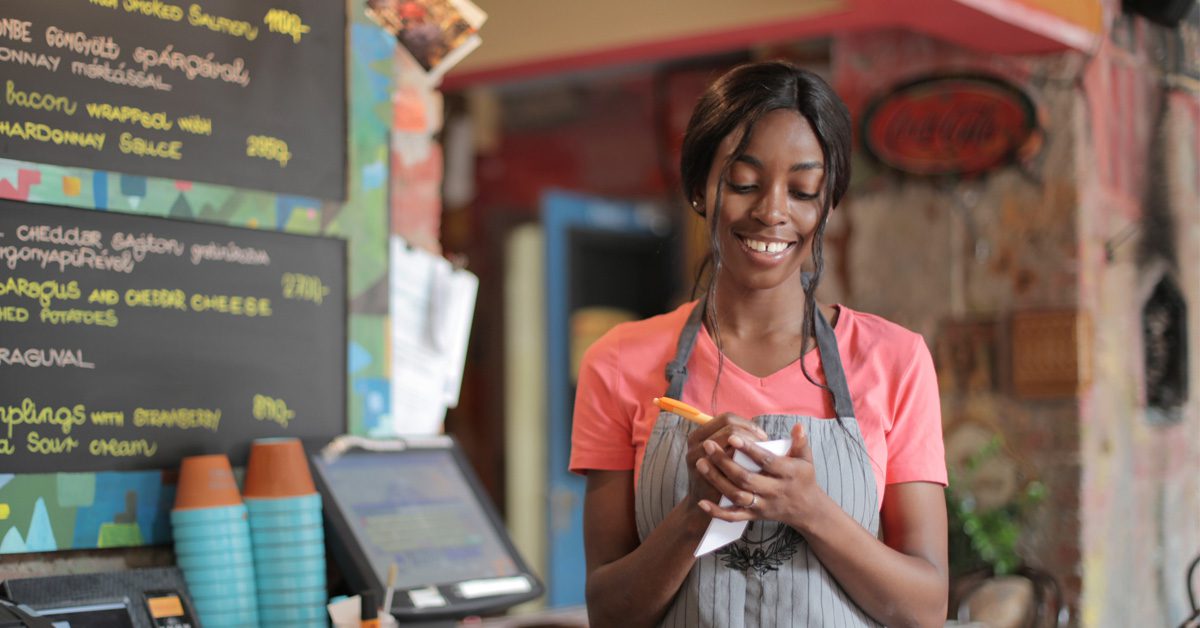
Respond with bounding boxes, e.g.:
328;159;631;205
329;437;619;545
253;394;294;428
263;9;310;43
281;272;330;305
246;134;291;167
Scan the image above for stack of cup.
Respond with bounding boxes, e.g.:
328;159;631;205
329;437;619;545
172;454;260;628
244;438;329;627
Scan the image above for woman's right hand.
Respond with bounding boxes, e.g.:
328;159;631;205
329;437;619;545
685;413;768;507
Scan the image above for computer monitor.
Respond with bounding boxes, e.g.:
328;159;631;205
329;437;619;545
311;436;543;622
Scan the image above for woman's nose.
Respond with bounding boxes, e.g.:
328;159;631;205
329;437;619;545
750;185;788;225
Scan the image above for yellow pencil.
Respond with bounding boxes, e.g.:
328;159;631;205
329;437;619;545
381;562;397;613
653;397;713;425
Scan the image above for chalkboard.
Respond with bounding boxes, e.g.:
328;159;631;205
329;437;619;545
0;0;346;199
0;199;346;472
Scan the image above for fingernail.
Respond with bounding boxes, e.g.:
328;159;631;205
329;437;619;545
699;501;712;513
729;435;743;448
696;459;709;473
703;441;718;454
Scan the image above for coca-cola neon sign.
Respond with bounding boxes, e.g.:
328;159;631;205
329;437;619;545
861;75;1038;176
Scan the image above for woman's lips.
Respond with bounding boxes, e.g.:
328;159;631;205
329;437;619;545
736;235;796;259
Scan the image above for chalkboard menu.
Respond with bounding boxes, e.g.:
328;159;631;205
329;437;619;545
0;199;346;472
0;0;346;199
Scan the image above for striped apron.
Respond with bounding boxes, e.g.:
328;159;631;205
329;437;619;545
635;302;882;627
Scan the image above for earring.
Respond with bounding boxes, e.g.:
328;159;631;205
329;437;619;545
691;200;698;208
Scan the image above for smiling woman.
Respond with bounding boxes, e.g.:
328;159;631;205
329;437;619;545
571;61;949;627
705;109;824;295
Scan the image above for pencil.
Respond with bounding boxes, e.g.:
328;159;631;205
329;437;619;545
653;397;713;425
381;562;397;615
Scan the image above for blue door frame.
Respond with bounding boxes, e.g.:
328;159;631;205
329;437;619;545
542;189;671;607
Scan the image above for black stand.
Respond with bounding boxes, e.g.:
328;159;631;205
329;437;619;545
394;618;456;628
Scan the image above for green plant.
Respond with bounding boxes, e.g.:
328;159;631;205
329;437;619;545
945;435;1046;576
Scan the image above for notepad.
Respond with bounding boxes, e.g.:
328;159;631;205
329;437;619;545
694;439;792;557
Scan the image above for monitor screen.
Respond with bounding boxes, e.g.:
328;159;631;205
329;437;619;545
314;447;520;590
311;438;542;619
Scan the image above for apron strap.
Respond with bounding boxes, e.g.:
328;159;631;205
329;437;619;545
663;297;855;420
814;306;855;419
664;299;706;400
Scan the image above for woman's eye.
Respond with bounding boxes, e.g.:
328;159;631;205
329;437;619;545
728;183;756;193
791;190;818;201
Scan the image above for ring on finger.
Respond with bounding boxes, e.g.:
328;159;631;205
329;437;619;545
746;492;758;509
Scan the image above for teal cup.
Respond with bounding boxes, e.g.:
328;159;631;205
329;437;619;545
257;586;328;607
250;524;323;546
244;493;321;513
256;570;326;592
255;556;325;576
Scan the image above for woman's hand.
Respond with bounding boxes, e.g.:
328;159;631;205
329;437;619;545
685;412;768;508
695;422;826;529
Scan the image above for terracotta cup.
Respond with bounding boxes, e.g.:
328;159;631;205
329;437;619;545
174;454;243;510
243;437;316;499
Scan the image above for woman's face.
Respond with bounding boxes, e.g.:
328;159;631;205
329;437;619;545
702;109;826;292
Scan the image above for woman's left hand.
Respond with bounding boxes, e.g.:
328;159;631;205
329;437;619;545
695;422;826;529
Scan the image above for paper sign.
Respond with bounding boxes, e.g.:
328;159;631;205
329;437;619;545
388;237;479;435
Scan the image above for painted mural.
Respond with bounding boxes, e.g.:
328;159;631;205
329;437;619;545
0;6;394;552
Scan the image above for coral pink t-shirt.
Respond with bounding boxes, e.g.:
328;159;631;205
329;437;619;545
569;301;946;506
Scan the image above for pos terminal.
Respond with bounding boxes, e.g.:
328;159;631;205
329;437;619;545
0;567;198;627
311;436;543;624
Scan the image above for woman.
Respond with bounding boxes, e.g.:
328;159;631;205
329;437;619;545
570;61;948;627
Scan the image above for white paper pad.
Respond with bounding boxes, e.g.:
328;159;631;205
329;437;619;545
694;439;792;557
